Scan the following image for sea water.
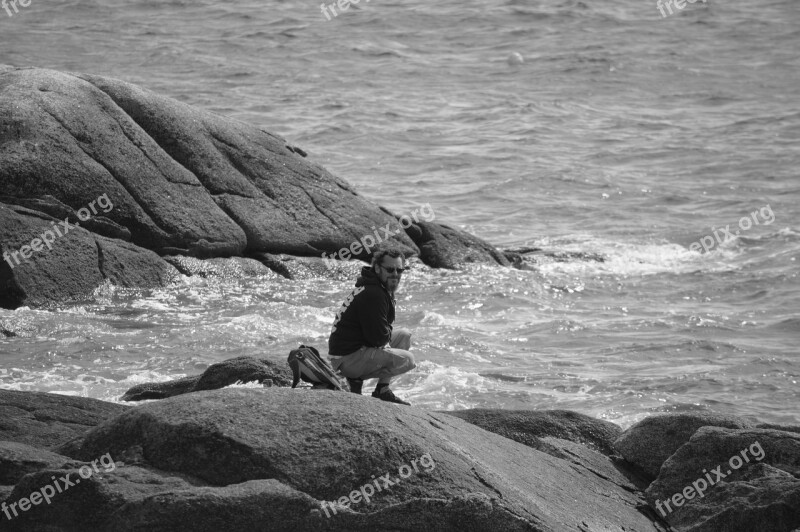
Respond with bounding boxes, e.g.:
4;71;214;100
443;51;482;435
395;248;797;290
0;0;798;427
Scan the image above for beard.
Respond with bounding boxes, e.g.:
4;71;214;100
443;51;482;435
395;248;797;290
386;277;400;293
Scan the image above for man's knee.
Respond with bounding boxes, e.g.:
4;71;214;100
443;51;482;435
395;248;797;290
401;351;416;372
392;328;412;350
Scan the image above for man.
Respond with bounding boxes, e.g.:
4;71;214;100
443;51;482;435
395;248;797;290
328;248;415;405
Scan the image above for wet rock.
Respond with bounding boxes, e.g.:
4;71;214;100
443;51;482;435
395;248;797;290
0;203;179;309
119;376;199;402
120;356;292;402
503;247;606;270
193;356;292;392
408;222;510;269
250;252;365;281
162;256;277;279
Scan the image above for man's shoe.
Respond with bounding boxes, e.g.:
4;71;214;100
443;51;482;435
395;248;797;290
347;378;363;395
372;388;411;406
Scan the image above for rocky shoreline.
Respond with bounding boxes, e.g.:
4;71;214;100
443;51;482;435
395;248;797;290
2;65;798;530
0;65;511;310
0;358;798;531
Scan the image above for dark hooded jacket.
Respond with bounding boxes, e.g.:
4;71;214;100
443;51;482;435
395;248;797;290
328;266;395;356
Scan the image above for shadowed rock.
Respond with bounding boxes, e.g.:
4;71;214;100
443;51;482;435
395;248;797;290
107;479;329;532
0;203;179;309
120;376;199;402
0;484;13;504
120;356;292;402
0;389;130;449
0;195;132;241
0;464;198;531
56;388;667;531
0;441;78;485
407;222;510;269
645;427;800;531
613;412;755;480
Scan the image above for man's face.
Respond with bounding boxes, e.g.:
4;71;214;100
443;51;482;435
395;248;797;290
376;256;404;294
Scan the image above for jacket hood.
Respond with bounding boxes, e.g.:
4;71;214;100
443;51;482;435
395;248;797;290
355;266;381;288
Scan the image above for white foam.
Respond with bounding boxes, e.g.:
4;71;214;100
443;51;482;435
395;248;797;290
399;360;490;410
532;237;743;278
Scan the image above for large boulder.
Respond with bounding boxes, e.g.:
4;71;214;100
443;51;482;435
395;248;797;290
0;66;510;308
54;388;667;531
78;71;421;259
613;412;755;480
0;389;130;449
120;356;293;401
645;427;800;531
0;66;417;259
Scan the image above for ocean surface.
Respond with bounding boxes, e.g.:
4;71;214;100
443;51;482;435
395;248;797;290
1;0;798;428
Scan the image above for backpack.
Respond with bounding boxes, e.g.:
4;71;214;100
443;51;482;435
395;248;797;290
287;345;346;391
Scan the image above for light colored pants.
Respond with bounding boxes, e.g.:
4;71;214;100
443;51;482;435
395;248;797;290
330;328;415;385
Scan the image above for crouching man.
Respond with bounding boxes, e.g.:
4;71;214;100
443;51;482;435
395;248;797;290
328;248;415;405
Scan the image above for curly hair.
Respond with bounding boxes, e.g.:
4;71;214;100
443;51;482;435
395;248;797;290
371;248;405;268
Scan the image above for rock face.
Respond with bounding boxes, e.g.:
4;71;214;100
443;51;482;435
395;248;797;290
443;408;622;457
0;441;78;485
0;203;179;308
407;222;510;269
3;390;798;531
39;388;666;532
2;464;198;531
0;66;509;308
120;356;293;401
0;389;129;449
109;478;327;532
645;427;800;531
613;412;755;480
